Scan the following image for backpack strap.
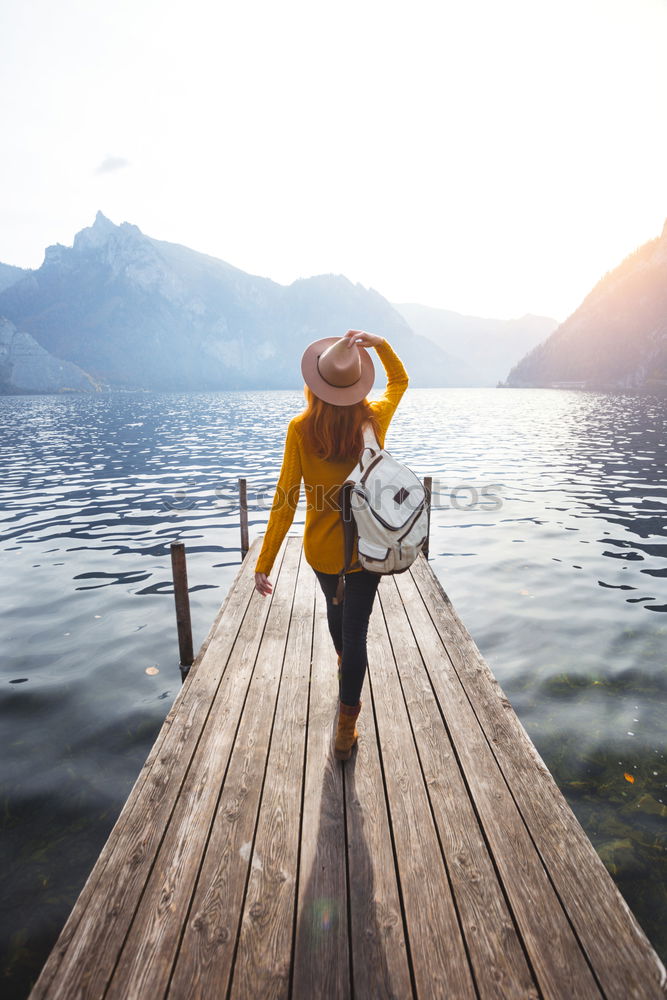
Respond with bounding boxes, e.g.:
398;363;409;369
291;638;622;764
362;422;380;450
333;572;345;605
359;422;380;469
332;426;377;605
333;482;362;604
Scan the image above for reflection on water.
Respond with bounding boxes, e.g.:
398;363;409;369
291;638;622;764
0;386;665;996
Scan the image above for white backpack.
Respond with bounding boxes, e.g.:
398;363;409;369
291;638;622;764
333;423;428;603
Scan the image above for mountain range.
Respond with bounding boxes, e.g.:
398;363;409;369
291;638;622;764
0;214;554;394
3;213;665;396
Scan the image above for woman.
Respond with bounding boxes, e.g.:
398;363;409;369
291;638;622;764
254;328;409;759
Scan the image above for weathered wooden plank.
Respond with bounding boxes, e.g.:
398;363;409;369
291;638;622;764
393;563;602;999
28;537;265;1000
366;591;477;1000
379;575;539;999
291;584;350;999
30;540;667;1000
123;537;301;1000
228;548;315;999
344;672;414;1000
408;555;667;1000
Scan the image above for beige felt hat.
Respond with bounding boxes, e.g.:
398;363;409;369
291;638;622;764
300;336;375;406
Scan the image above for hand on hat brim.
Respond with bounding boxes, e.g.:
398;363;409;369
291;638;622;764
344;329;385;349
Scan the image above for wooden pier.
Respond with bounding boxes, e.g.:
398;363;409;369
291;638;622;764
29;536;666;999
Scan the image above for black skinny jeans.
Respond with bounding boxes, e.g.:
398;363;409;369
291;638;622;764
314;568;380;707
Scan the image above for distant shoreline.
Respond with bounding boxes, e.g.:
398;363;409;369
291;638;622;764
3;383;667;398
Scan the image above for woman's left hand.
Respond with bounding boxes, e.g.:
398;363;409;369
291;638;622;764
344;329;385;349
255;572;273;597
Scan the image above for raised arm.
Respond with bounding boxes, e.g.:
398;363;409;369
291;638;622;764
343;329;409;405
373;337;409;412
343;330;409;439
254;418;302;590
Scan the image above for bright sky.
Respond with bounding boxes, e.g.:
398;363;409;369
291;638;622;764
1;0;666;322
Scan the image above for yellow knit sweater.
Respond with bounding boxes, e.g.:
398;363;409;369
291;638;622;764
254;339;409;576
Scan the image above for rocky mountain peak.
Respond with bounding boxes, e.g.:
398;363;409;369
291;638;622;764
58;213;182;297
73;211;143;254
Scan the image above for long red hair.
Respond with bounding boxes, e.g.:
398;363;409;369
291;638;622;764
300;386;381;463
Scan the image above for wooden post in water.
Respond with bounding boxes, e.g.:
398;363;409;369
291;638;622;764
170;541;194;676
422;475;432;559
239;477;249;559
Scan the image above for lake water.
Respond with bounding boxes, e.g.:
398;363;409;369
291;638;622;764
1;386;665;997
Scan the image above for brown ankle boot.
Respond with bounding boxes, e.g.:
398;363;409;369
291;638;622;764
334;699;361;760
